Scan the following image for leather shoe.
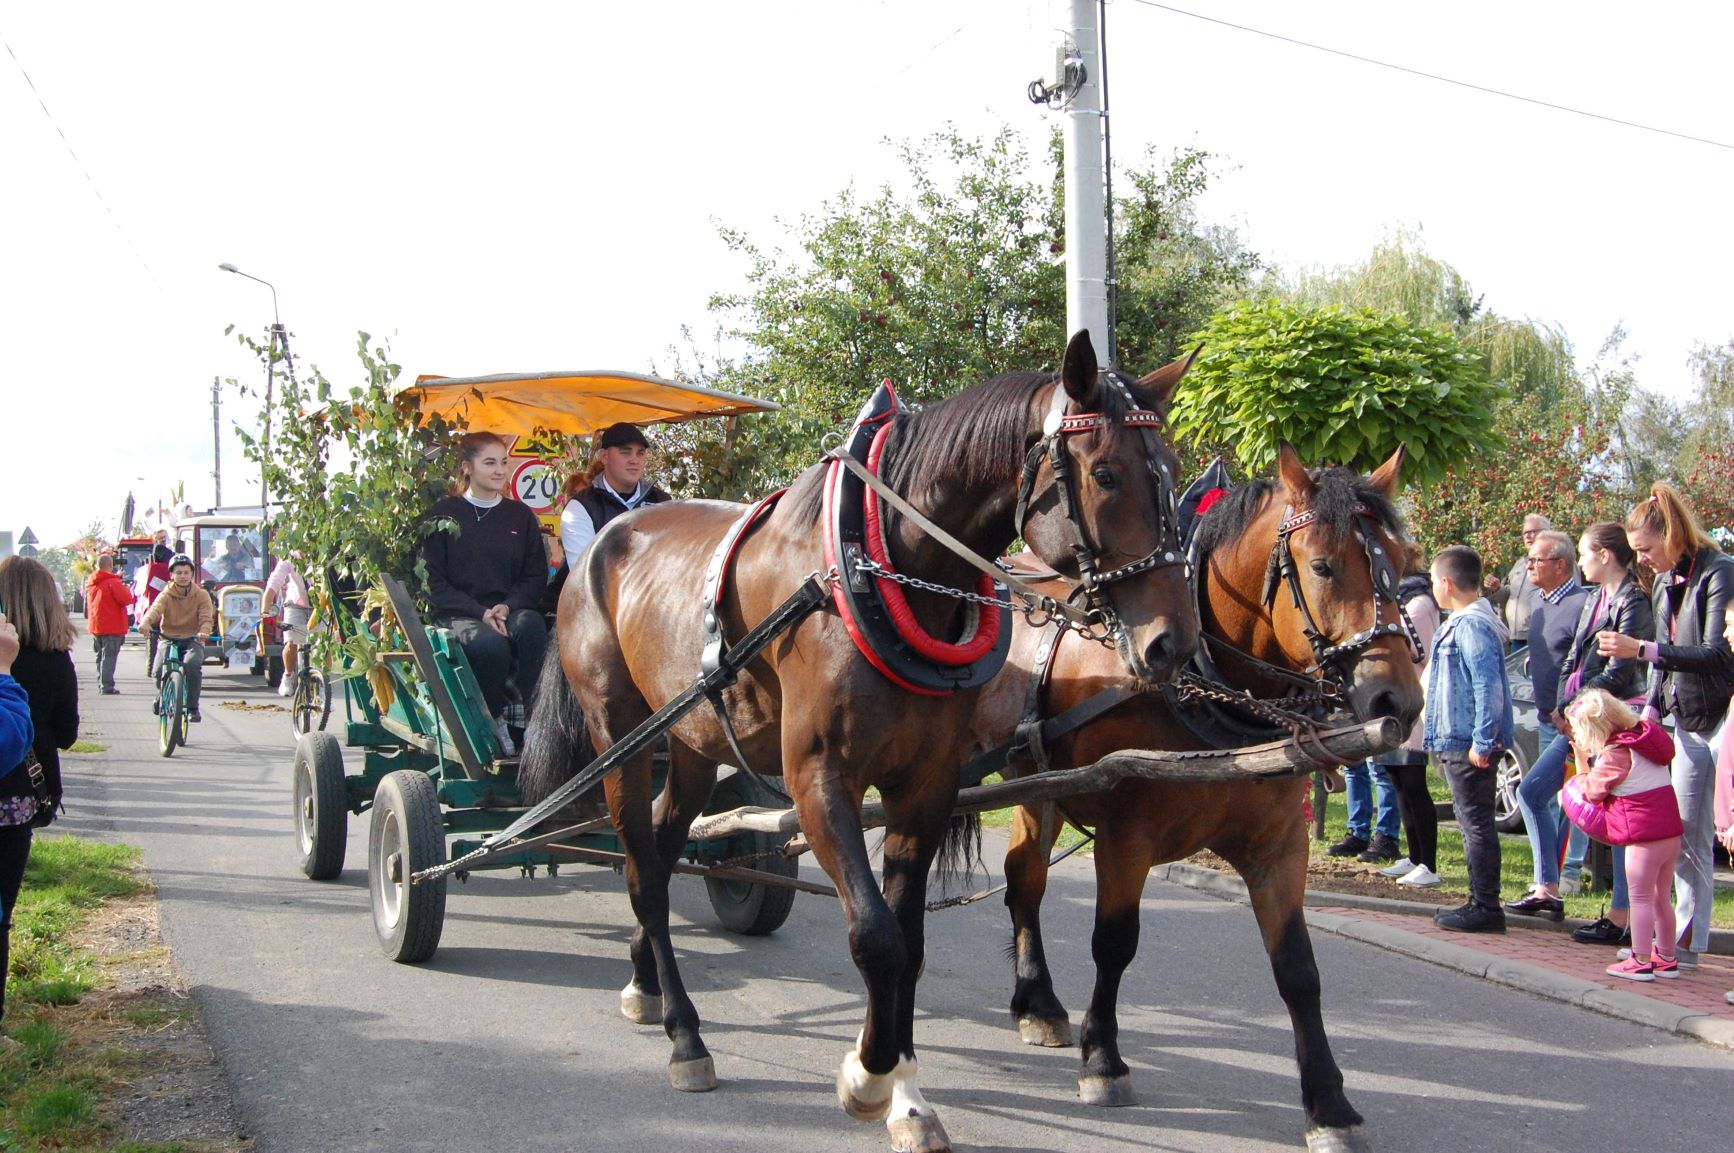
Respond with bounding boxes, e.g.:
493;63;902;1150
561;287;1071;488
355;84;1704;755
1356;834;1402;863
1326;833;1369;857
1503;892;1564;921
1436;904;1506;933
1571;916;1631;945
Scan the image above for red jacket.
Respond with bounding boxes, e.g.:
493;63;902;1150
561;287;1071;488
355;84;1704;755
85;569;136;637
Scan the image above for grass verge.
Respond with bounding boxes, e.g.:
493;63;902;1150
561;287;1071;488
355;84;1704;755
1;835;189;1152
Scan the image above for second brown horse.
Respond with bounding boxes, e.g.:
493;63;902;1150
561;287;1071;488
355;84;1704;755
969;444;1421;1153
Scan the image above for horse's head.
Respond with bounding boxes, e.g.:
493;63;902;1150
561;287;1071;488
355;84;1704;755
1018;331;1200;685
1256;442;1424;728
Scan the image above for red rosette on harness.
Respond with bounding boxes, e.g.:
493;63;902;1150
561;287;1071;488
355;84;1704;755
823;381;1012;695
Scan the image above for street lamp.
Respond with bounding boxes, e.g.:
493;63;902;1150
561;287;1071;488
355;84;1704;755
217;263;296;518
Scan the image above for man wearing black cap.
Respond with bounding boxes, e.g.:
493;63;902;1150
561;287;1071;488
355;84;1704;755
557;423;673;564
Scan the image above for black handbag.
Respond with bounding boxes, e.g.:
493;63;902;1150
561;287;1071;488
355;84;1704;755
22;748;57;828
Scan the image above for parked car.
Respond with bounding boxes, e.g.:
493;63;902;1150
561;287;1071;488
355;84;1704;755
1494;647;1543;833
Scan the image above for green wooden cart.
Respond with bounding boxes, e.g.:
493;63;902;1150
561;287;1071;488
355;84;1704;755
290;572;808;963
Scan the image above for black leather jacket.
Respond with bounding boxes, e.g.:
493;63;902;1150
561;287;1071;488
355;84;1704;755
1555;573;1654;707
1644;546;1734;734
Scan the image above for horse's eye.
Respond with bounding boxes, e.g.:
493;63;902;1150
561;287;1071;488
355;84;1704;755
1310;559;1333;578
1091;467;1119;491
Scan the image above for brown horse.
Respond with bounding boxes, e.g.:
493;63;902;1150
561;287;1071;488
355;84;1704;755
529;332;1200;1153
971;444;1421;1153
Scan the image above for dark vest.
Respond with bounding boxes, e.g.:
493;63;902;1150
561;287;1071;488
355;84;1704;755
573;482;671;536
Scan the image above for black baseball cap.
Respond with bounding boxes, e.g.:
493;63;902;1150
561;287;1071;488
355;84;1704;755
599;423;651;449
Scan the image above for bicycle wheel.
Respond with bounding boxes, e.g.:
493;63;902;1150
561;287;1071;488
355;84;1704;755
158;669;184;757
290;669;332;738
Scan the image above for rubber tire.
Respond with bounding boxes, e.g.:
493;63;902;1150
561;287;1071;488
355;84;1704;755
291;669;332;738
158;670;184;758
265;653;285;689
1493;746;1527;835
703;775;798;936
293;732;348;880
368;770;448;963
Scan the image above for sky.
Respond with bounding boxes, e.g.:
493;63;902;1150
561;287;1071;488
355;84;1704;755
4;1;1731;547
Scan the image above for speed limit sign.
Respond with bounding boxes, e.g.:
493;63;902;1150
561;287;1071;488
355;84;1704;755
511;459;560;515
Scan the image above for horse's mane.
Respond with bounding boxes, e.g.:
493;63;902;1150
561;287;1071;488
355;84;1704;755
1193;466;1404;557
785;370;1133;526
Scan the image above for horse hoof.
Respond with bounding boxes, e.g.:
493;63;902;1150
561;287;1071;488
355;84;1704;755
620;982;662;1025
888;1113;951;1153
1078;1073;1135;1107
1306;1124;1371;1153
836;1059;892;1122
1017;1015;1074;1047
669;1055;717;1093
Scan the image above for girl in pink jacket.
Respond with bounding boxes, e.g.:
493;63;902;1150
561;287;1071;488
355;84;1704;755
1562;688;1683;982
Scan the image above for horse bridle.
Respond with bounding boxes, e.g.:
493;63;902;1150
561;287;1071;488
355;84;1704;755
1259;502;1421;693
1012;371;1186;644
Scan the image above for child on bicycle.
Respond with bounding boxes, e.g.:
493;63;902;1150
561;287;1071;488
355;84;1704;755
263;554;311;698
139;553;215;722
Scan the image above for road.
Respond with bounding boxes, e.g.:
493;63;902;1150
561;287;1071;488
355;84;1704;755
62;639;1734;1153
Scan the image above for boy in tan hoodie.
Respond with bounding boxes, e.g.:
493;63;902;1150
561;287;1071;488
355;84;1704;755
139;555;215;721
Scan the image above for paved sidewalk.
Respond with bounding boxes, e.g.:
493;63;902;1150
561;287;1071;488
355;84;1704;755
1156;862;1734;1050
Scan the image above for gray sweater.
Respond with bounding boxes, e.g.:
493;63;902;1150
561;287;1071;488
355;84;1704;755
1527;585;1587;715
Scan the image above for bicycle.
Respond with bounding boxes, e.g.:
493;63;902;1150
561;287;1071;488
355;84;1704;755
287;661;331;738
153;634;194;757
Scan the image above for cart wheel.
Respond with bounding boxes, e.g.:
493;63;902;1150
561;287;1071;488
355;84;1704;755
703;775;797;936
293;732;348;880
369;770;447;963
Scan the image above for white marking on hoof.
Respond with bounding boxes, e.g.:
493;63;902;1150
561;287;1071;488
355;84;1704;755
887;1114;951;1153
619;980;662;1025
669;1054;717;1093
1078;1072;1135;1107
836;1050;894;1121
1017;1014;1075;1047
886;1058;947;1152
1306;1124;1371;1153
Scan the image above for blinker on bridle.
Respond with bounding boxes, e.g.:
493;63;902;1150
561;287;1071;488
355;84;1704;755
1012;370;1186;643
1260;502;1421;689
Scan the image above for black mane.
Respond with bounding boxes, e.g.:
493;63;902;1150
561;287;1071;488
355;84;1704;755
786;369;1134;526
1193;466;1404;557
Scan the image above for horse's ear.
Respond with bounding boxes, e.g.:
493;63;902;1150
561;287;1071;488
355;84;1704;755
1276;441;1315;505
1136;343;1202;415
1367;444;1406;499
1060;329;1100;406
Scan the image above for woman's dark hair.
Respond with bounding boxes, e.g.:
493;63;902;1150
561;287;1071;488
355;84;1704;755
0;555;75;652
1580;521;1634;569
451;431;509;494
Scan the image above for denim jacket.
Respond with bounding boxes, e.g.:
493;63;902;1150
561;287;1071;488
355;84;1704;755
1423;598;1514;758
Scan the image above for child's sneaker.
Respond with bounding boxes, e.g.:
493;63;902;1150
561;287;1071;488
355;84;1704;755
1651;953;1680;980
1607;954;1655;982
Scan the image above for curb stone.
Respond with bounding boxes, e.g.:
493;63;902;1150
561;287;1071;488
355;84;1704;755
1152;861;1734;1052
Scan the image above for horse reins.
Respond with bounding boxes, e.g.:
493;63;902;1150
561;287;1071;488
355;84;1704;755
828;371;1185;648
1259;503;1421;694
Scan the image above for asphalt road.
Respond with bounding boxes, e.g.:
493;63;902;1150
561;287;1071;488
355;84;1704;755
61;638;1734;1153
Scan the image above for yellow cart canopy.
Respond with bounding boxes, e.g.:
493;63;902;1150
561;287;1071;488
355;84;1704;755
398;370;778;438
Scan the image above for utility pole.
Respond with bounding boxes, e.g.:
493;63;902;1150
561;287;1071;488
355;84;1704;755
1062;0;1109;363
211;376;222;507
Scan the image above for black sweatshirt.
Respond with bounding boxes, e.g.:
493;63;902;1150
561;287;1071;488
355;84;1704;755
421;495;547;620
3;645;78;802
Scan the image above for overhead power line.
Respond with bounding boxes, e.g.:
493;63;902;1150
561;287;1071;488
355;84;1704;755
2;30;168;291
1127;0;1734;153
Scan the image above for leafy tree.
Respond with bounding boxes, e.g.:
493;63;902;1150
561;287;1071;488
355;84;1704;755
1112;146;1263;368
1170;300;1497;487
684;130;1260;498
232;330;461;604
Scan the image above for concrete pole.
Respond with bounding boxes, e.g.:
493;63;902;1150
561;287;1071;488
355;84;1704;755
211;377;222;507
1063;0;1109;362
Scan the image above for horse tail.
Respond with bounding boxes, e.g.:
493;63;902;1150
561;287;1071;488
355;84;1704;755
518;651;594;806
933;810;983;890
